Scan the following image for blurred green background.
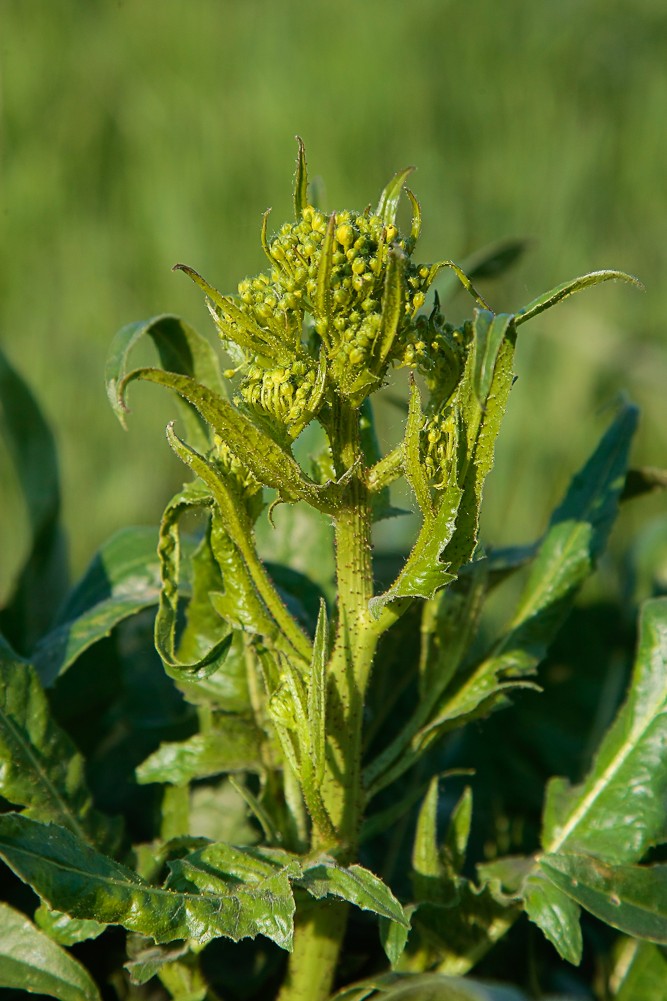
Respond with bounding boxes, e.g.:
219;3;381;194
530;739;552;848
1;0;666;599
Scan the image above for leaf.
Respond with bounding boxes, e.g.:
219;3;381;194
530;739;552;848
0;647;115;847
0;814;292;950
136;715;263;785
369;481;462;618
308;600;329;787
106;313;225;450
412;777;449;904
167;841;301;950
540;854;667;945
33;527;162;687
297;856;408;927
471;311;514;407
331;971;528;1000
514;269;643;327
293;136;309;216
609;939;667;1000
522;869;582;965
377;247;406;366
478;404;638;681
34;904;106;947
0;902;101;1001
375;166;415;227
0;344;67;651
541;596;667;862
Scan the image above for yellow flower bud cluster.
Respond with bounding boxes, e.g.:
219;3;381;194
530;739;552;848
211;434;261;497
236;358;320;433
422;409;458;490
400;312;471;410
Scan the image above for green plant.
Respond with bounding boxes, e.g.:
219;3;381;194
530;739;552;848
1;143;666;1001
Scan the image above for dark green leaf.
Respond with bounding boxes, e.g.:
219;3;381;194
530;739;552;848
34;527;161;687
0;648;115;847
0;344;67;650
293;136;309;217
0;814;291;949
106;313;225;451
541;853;667;945
541;597;667;862
0;902;101;1001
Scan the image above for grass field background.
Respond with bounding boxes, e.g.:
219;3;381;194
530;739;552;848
1;0;666;599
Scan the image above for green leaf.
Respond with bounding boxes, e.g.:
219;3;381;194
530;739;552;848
0;647;115;847
412;777;448;903
34;527;161;687
167;841;301;950
0;814;291;949
136;715;263;785
332;973;529;1001
403;379;433;520
471;311;514;407
377;247;406;366
369;481;462;618
308;600;328;787
34;904;106;947
514;269;643;326
298;856;408;927
375;166;415;227
293;136;309;217
0;344;67;651
522;869;582;965
480;403;638;680
0;902;101;1001
541;596;667;862
106;313;225;450
609;939;667;1001
541;853;667;945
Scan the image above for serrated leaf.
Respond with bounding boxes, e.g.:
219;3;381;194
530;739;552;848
136;715;263;785
522;869;582;965
514;269;643;327
34;527;161;687
403;379;432;520
106;313;224;450
369;481;462;618
0;814;291;949
34;904;106;947
0;902;101;1001
375;166;415;227
0;344;67;650
541;596;667;862
541;854;667;945
298;856;408;927
0;648;114;847
167;841;301;950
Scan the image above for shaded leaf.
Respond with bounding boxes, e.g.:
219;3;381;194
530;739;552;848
541;853;667;945
34;527;161;687
331;971;528;1000
136;715;263;785
609;938;667;1001
0;902;101;1001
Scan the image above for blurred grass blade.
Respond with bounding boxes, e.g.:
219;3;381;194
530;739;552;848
514;269;643;326
0;814;292;949
540;853;667;945
0;646;118;848
0;902;101;1001
0;345;67;651
541;596;667;861
34;527;161;687
106;314;224;451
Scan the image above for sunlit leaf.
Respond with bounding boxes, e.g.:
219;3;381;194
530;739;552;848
522;869;582;965
514;269;643;327
375;166;415;227
298;856;408;927
0;903;101;1001
136;715;263;785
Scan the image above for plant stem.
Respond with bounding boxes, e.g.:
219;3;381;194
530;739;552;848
277;902;348;1001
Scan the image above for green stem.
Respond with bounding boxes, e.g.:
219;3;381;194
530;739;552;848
276;902;348;1001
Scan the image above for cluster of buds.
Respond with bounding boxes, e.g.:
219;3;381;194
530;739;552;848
211;434;261;498
236;357;324;438
421;408;459;490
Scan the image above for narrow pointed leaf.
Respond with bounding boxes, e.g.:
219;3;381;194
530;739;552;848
405;187;422;244
0;903;101;1001
403;378;432;520
0;814;289;949
522;870;582;965
514;270;643;327
0;648;114;847
298;857;408;926
542;596;667;862
308;599;328;785
377;247;406;365
332;972;529;1001
541;853;667;945
315;213;336;341
412;777;442;901
294;136;309;217
34;527;161;687
375;166;415;227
